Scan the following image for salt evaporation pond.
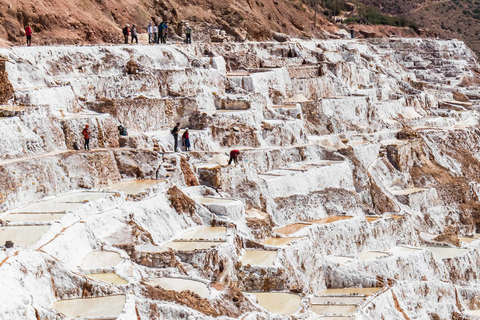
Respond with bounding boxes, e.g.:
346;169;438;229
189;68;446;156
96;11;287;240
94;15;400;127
86;273;128;285
247;292;301;315
422;246;469;260
49;191;115;203
0;225;50;248
310;215;353;225
164;241;222;251
357;251;390;261
177;226;226;241
52;294;126;318
13;202;81;213
317;288;381;296
241;250;277;266
2;213;64;222
387;246;424;255
145;277;210;298
326;256;354;264
274;223;311;235
81;251;122;269
311;296;365;304
106;179;160;194
195;197;238;204
311;304;357;315
261;237;302;246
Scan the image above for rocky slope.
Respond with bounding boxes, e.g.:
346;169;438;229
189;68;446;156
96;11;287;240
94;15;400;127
1;37;480;319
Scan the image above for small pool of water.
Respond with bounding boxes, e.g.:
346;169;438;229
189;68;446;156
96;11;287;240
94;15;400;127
310;215;353;225
241;250;278;267
2;213;64;223
195;197;238;204
365;216;382;222
13;202;81;213
106;179;160;195
311;296;365;304
49;191;116;203
86;273;128;285
0;225;50;248
81;251;123;269
357;251;390;261
273;223;311;235
177;226;227;241
326;256;354;265
387;246;423;255
247;292;301;315
52;295;126;318
311;304;357;315
261;237;302;246
145;277;210;298
422;246;469;260
164;241;223;251
317;288;381;296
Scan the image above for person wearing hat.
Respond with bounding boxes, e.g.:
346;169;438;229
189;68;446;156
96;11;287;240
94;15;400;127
122;24;130;44
228;149;240;165
182;128;191;151
82;124;91;151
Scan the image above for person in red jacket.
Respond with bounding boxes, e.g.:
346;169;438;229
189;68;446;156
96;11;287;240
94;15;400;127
25;24;32;46
182;128;190;151
228;149;240;165
82;124;91;151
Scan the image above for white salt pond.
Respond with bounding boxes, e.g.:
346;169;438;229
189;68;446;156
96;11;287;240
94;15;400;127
52;294;126;318
311;304;356;315
49;191;116;203
0;225;50;248
86;273;128;285
311;296;365;304
356;251;390;261
145;277;210;298
195;197;238;204
164;241;223;251
464;309;480;317
106;179;160;194
246;208;268;219
261;237;302;246
2;213;64;222
459;236;477;243
177;226;227;241
12;202;81;213
247;292;301;315
317;288;381;296
422;246;469;260
274;223;311;235
241;250;278;267
387;246;424;255
81;251;123;269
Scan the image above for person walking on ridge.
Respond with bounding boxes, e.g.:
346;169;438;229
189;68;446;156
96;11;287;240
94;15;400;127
185;25;192;44
82;124;91;151
147;22;153;43
228;149;240;165
122;24;130;44
25;24;32;46
131;24;138;44
182;128;191;151
171;122;180;152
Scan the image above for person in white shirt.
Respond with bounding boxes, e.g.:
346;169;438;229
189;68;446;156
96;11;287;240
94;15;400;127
147;22;153;43
153;25;158;44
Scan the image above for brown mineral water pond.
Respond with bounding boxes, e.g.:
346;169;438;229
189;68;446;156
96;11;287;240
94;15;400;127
145;277;210;298
247;292;301;315
260;237;302;246
317;288;381;296
421;246;469;260
0;225;50;248
52;294;126;318
2;213;64;223
310;216;353;225
311;296;366;304
311;304;356;315
356;251;390;261
365;216;381;222
86;273;128;285
177;226;227;241
163;241;223;251
241;250;278;267
81;251;123;269
274;223;311;235
106;179;159;195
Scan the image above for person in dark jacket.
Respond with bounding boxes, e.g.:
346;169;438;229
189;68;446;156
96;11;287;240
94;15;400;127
171;122;180;152
122;24;130;44
185;25;192;44
25;24;32;46
228;149;240;165
131;24;138;44
82;124;91;151
161;22;168;43
182;128;191;151
158;22;164;44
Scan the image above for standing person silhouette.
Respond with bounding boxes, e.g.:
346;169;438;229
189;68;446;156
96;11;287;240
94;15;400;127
82;125;91;151
25;24;32;46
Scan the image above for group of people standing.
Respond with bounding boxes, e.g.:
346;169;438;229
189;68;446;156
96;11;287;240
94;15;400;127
123;21;169;45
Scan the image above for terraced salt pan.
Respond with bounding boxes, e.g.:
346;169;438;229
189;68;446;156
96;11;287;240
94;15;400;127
164;241;223;251
356;251;390;261
106;179;160;194
459;237;477;243
52;295;126;319
422;246;469;260
287;160;344;170
365;216;381;222
261;237;302;246
464;309;480;317
48;191;116;203
247;292;301;315
176;226;227;241
0;225;50;248
311;296;366;304
195;197;238;204
81;251;122;269
145;277;210;298
380;139;409;146
387;246;424;255
246;208;268;219
311;304;356;315
86;273;128;285
2;213;64;222
274;223;311;235
390;188;429;195
241;250;278;266
12;202;81;213
317;288;381;296
310;216;353;225
326;256;354;264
